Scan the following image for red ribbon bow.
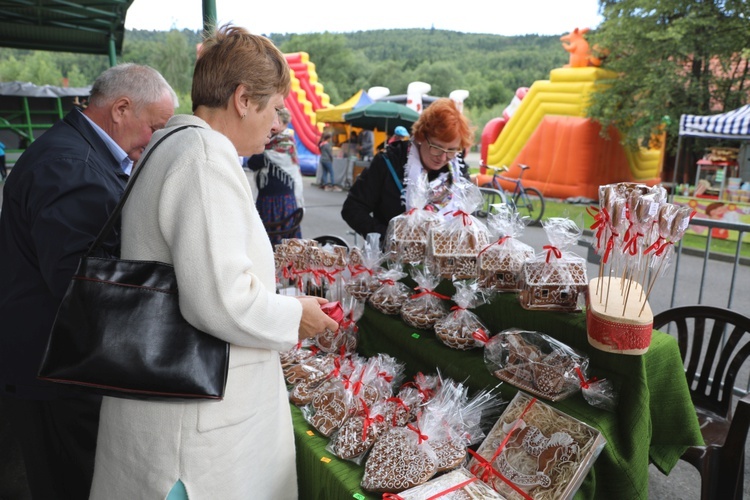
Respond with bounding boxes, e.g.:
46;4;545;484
587;205;611;252
451;210;473;226
543;245;562;263
360;399;385;442
575;366;598;389
386;397;410;426
644;236;664;256
603;231;618;264
477;235;510;259
349;264;373;277
450;305;465;318
472;328;490;345
623;231;644;256
407;423;428;444
410;287;451;301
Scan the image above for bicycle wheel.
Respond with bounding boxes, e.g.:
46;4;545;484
514;187;545;225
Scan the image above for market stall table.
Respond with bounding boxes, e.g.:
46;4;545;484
292;292;703;499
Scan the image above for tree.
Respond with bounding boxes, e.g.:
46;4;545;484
153;30;194;94
588;0;750;154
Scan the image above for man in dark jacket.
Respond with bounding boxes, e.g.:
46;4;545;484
0;63;176;499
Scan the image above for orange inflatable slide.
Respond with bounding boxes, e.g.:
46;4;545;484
477;29;664;201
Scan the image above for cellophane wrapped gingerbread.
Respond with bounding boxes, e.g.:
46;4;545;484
326;354;404;464
434;280;492;350
386;171;442;266
368;263;410;316
427;182;491;280
519;217;587;312
400;267;450;330
396;467;503;499
344;233;384;301
422;377;504;473
313;295;363;354
286;352;338;406
467;391;606;500
484;329;589;402
300;352;367;437
477;204;535;293
382;372;439;428
360;411;442;493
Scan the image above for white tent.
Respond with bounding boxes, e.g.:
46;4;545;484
672;105;750;189
679;104;750;140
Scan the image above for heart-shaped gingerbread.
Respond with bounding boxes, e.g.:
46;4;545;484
361;426;437;493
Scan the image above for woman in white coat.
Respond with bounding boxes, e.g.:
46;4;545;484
89;25;339;499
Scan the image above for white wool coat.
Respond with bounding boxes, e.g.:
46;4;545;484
89;115;303;499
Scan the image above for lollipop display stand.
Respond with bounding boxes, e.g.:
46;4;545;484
585;183;694;356
586;277;653;355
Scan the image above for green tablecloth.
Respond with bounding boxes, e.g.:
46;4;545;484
294;293;703;500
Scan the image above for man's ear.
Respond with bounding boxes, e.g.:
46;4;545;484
111;97;132;123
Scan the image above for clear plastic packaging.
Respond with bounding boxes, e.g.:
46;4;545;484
361;415;440;493
313;295;363;354
386;171;442;265
400;267;450;330
468;391;606;500
485;329;589;402
395;467;503;499
519;217;587;312
344;233;384;301
434;280;492;350
426;182;491;280
478;204;536;292
368;264;410;315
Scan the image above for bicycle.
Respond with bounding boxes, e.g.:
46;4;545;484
479;163;545;225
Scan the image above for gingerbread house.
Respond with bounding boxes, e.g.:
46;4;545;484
386;213;440;265
428;227;490;280
519;255;588;311
477;242;534;292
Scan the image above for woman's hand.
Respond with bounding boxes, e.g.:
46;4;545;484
296;296;340;341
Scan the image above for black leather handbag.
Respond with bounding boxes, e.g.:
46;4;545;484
38;125;230;401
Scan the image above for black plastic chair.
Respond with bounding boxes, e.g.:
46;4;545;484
264;207;304;242
313;234;349;249
653;305;750;500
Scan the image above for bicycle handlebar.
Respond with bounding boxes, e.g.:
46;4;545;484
485;164;509;173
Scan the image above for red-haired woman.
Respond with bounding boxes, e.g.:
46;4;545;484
342;98;474;242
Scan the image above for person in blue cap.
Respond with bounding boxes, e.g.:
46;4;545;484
388;125;410;144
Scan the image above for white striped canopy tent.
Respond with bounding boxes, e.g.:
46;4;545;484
672;105;750;190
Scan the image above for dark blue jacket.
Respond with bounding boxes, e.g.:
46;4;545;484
0;109;128;399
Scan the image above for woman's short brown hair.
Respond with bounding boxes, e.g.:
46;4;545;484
191;25;291;112
411;98;475;150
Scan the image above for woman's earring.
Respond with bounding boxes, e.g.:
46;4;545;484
241;113;246;120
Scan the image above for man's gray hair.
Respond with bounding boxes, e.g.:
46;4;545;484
88;63;178;110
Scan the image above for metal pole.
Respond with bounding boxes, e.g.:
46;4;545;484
670;135;684;202
108;36;117;66
202;0;217;34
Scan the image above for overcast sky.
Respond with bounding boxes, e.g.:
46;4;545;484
124;0;603;37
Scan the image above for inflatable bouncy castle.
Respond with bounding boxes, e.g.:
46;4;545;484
478;28;663;201
283;52;330;174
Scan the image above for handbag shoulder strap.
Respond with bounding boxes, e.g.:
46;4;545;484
86;124;198;257
383;156;405;195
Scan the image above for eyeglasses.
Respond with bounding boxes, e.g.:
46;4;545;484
424;138;461;159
